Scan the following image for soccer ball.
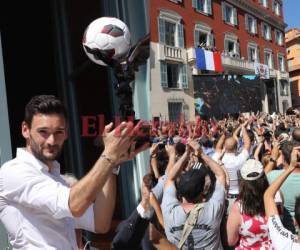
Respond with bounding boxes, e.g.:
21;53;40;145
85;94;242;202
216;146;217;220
82;17;131;66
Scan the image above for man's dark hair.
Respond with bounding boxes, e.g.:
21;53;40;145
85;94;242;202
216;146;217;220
24;95;67;127
294;196;300;226
246;129;255;143
156;148;169;176
281;141;294;165
175;142;186;157
292;128;300;143
239;174;269;216
274;123;287;139
176;169;206;203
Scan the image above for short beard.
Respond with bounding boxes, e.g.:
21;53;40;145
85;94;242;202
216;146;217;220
29;134;62;163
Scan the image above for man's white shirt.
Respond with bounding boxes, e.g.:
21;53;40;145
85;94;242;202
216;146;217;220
0;148;95;249
212;149;249;195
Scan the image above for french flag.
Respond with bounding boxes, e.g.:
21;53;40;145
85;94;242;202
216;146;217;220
195;48;223;72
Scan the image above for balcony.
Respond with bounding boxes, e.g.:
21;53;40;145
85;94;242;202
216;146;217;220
269;68;276;78
157;44;186;62
221;55;255;74
279;71;289;79
187;48;255;74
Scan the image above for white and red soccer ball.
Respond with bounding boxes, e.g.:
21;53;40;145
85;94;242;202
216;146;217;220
82;17;131;66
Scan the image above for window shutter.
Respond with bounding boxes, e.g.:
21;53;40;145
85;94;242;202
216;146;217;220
245;14;249;31
261;23;265;38
225;39;229;52
233;8;238;26
194;29;200;47
209;33;214;47
236;42;240;57
272;0;275;12
221;1;226;20
258;0;262;4
158;18;165;44
160;62;168;88
192;0;198;9
254;18;257;34
178;23;184;48
181;64;188;89
257;46;260;63
207;0;212;14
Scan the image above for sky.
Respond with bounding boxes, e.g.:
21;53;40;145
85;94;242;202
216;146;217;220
283;0;300;30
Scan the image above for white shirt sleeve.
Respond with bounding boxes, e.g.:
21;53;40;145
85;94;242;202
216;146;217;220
235;149;249;169
267;215;300;250
0;162;72;219
74;203;95;232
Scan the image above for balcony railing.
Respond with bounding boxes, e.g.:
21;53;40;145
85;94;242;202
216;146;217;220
221;55;255;74
279;71;289;79
157;44;185;62
187;48;255;74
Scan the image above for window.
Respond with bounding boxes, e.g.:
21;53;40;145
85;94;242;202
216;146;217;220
275;30;283;46
158;10;184;48
160;62;188;89
288;59;292;68
222;2;238;26
192;0;212;15
260;0;268;8
280;80;289;96
264;49;273;69
278;54;285;72
247;42;259;62
168;102;182;122
224;33;240;57
272;0;281;16
261;22;272;41
165;22;176;47
194;23;214;48
245;14;257;34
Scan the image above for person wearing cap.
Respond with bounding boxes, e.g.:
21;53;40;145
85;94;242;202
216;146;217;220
226;159;273;249
264;147;300;250
161;140;226;249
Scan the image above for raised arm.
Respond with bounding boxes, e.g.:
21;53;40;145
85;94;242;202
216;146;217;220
241;124;251;152
264;141;280;174
264;147;299;217
69;122;149;233
189;140;226;187
164;149;189;189
215;133;226;153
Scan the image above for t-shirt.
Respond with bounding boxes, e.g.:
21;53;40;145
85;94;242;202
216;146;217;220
161;182;225;250
213;150;249;195
268;215;300;250
267;170;300;232
151;175;166;203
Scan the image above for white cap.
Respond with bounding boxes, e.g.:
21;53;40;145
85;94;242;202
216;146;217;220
240;159;264;181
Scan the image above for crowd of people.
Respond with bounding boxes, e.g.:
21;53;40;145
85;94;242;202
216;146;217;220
112;111;300;250
2;94;300;250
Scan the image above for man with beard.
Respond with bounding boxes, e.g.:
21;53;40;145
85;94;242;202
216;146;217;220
0;95;148;249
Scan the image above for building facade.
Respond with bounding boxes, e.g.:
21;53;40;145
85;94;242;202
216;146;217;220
150;0;291;120
286;28;300;106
